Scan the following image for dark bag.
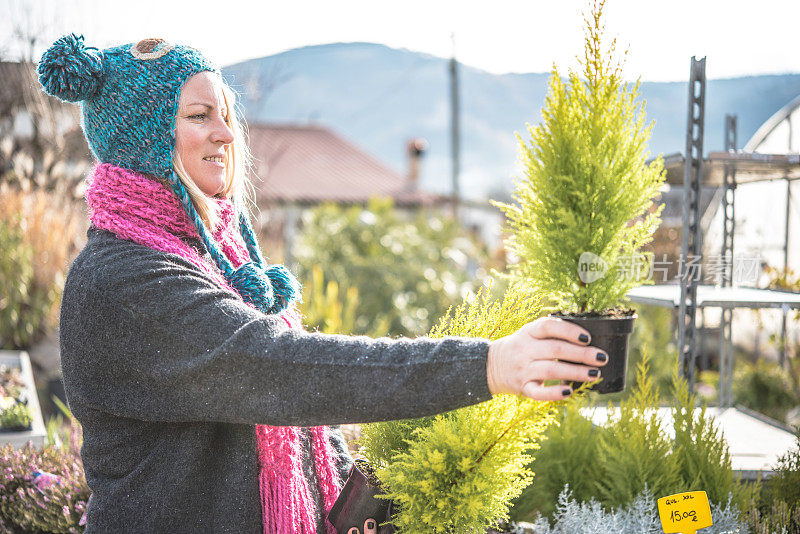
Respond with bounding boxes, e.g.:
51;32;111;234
327;463;395;533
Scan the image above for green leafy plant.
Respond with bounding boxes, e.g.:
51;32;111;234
594;351;681;507
733;358;799;425
0;214;36;349
741;426;800;532
360;281;593;532
298;264;390;336
511;350;757;521
0;402;32;430
295;197;488;337
509;392;602;520
669;358;758;512
769;426;800;511
494;0;665;315
606;303;677;403
0;186;85;350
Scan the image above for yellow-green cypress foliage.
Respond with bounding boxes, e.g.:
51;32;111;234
512;350;758;521
595;349;682;507
509;394;603;520
494;0;666;314
671;361;760;514
360;281;590;532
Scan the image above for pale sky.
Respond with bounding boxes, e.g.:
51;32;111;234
2;0;799;82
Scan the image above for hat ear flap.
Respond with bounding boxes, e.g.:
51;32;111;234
37;33;104;102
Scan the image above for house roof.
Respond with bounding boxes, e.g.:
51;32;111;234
247;122;444;206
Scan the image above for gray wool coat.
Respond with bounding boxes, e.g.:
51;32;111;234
59;226;493;533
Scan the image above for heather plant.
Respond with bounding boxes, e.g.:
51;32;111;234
531;484;746;534
0;441;89;533
360;281;594;532
494;0;665;315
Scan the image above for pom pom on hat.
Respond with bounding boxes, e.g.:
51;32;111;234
264;264;303;312
38;33;103;102
227;262;302;315
229;262;277;314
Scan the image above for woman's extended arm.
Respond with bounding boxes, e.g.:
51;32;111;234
60;230;492;427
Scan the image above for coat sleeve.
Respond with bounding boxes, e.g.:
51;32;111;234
59;236;493;427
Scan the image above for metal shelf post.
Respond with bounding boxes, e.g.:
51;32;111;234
678;56;706;393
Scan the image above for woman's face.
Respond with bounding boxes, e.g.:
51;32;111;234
174;71;234;197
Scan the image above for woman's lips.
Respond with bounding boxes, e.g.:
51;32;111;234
203;159;224;168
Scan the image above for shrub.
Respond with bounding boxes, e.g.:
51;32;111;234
298;264;390;336
295;197;488;337
494;0;665;314
671;361;758;512
769;426;800;510
733;358;799;425
360;280;580;532
531;484;746;534
0;402;32;430
510;350;757;521
0;186;86;349
509;394;602;519
0;441;89;534
592;352;682;508
741;426;800;533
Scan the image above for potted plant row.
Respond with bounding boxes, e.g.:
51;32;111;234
0;351;46;448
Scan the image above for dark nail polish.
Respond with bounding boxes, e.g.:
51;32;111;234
588;369;600;377
578;333;590;343
596;352;607;363
367;521;375;529
562;388;571;396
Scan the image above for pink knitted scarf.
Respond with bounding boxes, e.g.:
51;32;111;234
85;163;340;534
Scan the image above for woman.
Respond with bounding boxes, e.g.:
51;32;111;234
39;34;607;534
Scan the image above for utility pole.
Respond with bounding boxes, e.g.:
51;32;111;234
449;33;461;221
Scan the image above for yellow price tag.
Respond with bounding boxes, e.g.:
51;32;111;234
657;491;712;534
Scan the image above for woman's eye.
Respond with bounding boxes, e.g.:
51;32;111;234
189;114;206;120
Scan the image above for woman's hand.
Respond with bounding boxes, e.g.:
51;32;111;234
347;519;378;534
486;317;608;401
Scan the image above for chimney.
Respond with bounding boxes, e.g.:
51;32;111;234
406;138;428;190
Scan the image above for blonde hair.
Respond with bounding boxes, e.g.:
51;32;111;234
171;79;258;232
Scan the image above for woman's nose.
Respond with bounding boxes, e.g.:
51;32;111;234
213;119;234;145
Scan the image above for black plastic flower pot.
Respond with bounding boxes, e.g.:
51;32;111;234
327;462;395;533
550;311;637;394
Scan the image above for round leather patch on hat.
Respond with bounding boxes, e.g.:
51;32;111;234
130;38;174;60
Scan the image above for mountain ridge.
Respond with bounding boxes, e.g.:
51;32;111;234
222;42;800;200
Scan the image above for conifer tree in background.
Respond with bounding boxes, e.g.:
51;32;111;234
495;0;666;315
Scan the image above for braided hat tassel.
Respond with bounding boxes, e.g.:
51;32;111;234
167;171;300;314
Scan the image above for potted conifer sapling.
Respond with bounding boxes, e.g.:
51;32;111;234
495;0;666;394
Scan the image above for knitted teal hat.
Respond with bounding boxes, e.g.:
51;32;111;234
37;34;300;314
